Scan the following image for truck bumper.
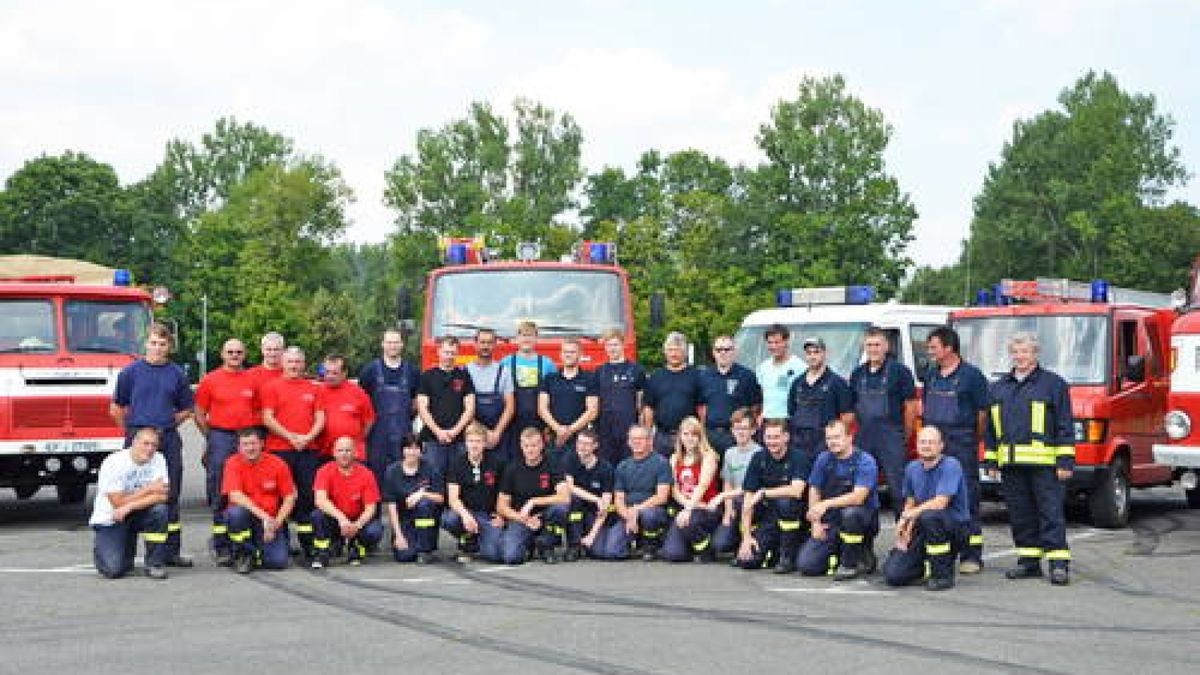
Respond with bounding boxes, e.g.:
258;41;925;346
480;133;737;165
0;452;107;488
1152;444;1200;468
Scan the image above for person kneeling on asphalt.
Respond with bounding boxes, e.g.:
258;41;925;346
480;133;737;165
546;429;614;562
90;427;171;580
662;417;722;563
443;423;505;564
883;425;972;591
311;436;384;569
497;427;571;564
607;424;674;560
223;426;297;574
709;409;762;557
384;435;445;564
797;420;880;580
735;420;808;572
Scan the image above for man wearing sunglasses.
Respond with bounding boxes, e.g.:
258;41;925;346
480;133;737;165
700;336;762;454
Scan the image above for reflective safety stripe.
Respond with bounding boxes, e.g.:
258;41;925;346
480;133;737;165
838;531;865;544
990;404;1004;441
922;560;930;580
167;522;182;533
414;518;436;529
643;528;664;538
211;525;228;535
1031;401;1046;436
1055;446;1075;458
568;512;585;523
982;448;998;462
1045;549;1071;561
778;520;801;532
826;554;839;575
295;523;314;534
998;445;1073;466
228;530;252;543
313;538;331;550
606;505;618;513
925;542;952;556
1017;547;1044;559
143;532;169;544
691;536;711;552
968;534;984;546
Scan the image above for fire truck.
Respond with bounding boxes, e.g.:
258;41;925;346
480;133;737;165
952;278;1176;528
412;237;636;369
1152;262;1200;507
0;262;154;503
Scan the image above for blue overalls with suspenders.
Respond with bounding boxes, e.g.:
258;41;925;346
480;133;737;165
796;449;879;575
922;362;987;564
852;358;913;516
472;363;510;466
365;359;415;488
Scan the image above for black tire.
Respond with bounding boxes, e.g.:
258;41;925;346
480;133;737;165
13;485;39;500
56;483;88;505
1186;486;1200;509
1089;454;1130;528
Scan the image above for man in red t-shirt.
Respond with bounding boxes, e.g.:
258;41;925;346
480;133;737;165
194;338;258;564
247;332;286;423
311;436;383;568
260;346;325;559
222;427;297;573
319;354;375;461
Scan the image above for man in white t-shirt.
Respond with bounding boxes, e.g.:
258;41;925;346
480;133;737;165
89;428;171;579
756;324;805;422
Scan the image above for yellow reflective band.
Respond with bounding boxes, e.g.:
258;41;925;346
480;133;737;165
228;530;252;543
414;518;436;528
691;537;711;552
990;404;1003;441
838;532;865;544
295;524;314;534
1031;401;1046;436
568;512;584;523
826;554;839;575
643;528;663;538
211;525;228;535
925;542;952;555
1055;446;1076;457
968;535;984;546
778;520;801;532
922;560;930;581
606;505;618;513
313;538;331;550
982;449;998;462
1045;549;1071;561
143;533;168;543
999;445;1069;466
1017;547;1044;558
167;522;182;533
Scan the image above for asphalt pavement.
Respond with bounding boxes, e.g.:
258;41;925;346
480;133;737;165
2;424;1198;674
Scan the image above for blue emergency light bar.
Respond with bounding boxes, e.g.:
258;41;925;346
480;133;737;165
113;269;132;286
579;241;617;265
776;285;876;307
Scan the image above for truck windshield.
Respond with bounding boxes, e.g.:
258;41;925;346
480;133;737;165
0;299;57;353
430;269;626;338
953;315;1109;385
65;300;151;355
733;322;871;376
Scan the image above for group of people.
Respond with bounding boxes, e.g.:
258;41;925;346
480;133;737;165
91;319;1077;591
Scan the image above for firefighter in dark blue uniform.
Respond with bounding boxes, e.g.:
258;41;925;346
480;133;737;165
849;327;917;517
359;329;420;488
594;329;647;466
786;336;853;470
465;328;514;466
796;420;880;579
538;338;598;465
984;331;1075;586
700;335;762;454
735;420;808;573
643;331;705;457
922;326;990;574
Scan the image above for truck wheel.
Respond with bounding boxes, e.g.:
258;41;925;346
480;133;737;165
14;485;39;500
1186;486;1200;509
56;483;88;505
1089;455;1130;528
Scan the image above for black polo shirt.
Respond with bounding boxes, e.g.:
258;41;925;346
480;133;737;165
446;451;504;513
644;365;703;433
417;366;475;443
543;369;597;426
499;456;565;511
700;363;762;429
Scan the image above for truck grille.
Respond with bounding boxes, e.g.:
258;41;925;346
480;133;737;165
11;398;115;429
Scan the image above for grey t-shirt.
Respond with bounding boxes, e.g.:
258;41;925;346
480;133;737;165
614;452;673;505
722;442;763;489
467;361;515;395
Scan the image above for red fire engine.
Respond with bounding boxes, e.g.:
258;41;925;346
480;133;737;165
951;278;1176;528
1153;260;1200;507
0;268;154;503
414;237;637;369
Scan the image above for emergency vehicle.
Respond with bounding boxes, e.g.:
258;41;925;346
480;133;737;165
415;237;636;369
0;265;153;503
952;278;1176;528
1152;261;1200;507
733;285;955;378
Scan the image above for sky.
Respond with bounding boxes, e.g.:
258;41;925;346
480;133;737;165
1;0;1198;269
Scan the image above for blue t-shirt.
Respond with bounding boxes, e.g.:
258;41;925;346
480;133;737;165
644;366;703;433
614;452;673;505
699;363;762;428
808;449;879;509
849;358;916;428
500;353;557;390
113;359;194;428
922;361;989;430
542;369;597;426
902;456;971;524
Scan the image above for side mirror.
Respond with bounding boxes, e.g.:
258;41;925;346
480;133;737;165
1124;354;1146;383
649;292;666;329
396;285;413;322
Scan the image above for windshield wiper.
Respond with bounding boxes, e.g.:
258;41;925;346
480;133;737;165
440;322;494;332
537;324;586;335
72;345;128;354
0;346;55;354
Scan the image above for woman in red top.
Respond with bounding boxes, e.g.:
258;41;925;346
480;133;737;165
662;416;722;562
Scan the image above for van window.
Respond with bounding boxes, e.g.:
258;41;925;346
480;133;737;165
909;324;942;376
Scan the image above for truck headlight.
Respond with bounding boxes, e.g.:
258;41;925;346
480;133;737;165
1165;411;1191;440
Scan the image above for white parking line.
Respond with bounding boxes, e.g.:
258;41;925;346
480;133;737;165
767;586;896;596
982;528;1106;561
474;565;519;574
359;577;473;585
0;565;94;574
